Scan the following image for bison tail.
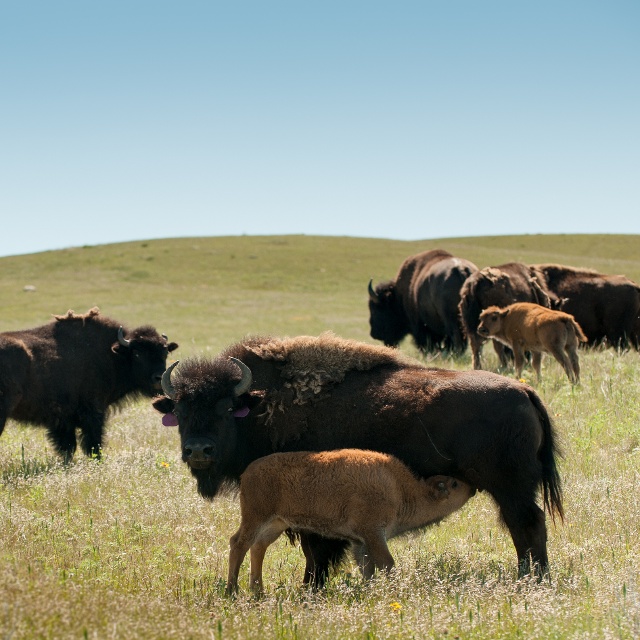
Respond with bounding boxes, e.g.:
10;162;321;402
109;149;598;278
572;319;589;343
527;389;565;524
458;287;482;337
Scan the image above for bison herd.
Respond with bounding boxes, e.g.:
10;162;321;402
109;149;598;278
2;247;639;594
369;249;640;379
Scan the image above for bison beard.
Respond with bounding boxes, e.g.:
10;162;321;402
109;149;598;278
154;333;563;586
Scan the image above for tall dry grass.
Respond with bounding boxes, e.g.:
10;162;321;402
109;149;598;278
2;348;639;639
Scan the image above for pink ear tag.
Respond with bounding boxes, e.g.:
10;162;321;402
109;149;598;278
162;413;179;427
233;406;250;418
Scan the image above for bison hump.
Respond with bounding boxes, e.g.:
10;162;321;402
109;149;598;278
246;332;413;406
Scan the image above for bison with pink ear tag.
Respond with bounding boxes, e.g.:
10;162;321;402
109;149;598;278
153;333;563;588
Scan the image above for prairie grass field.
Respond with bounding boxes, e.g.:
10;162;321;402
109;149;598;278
1;234;640;639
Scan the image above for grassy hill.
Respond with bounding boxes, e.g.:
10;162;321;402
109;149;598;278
2;233;639;355
1;234;640;639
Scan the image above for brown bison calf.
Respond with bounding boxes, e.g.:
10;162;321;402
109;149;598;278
226;449;474;594
477;302;588;383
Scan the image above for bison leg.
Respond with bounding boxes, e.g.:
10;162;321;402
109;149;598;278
512;346;527;379
449;326;467;356
0;385;23;437
497;496;549;580
0;399;9;437
547;342;577;384
299;532;350;589
78;409;106;458
493;341;512;369
227;527;253;594
566;345;581;384
360;532;395;578
228;521;287;594
46;422;77;463
249;521;288;594
531;352;543;380
469;334;485;370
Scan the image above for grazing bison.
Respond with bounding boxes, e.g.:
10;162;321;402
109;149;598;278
153;333;563;586
533;263;640;350
477;303;588;383
227;449;473;594
368;249;478;354
458;262;556;370
0;307;178;459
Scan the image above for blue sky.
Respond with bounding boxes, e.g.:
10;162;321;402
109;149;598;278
1;1;638;257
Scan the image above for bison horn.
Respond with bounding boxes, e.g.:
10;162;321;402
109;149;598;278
230;357;252;397
368;279;380;303
118;326;131;348
161;361;179;399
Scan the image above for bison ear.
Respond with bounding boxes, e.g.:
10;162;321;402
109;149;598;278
152;395;175;414
111;342;128;356
167;341;179;353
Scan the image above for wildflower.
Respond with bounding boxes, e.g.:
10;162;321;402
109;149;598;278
161;461;170;468
390;602;402;612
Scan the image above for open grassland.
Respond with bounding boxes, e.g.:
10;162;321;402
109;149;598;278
1;234;640;639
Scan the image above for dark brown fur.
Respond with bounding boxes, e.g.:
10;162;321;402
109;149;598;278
154;333;563;586
0;308;178;459
533;263;640;349
369;249;478;354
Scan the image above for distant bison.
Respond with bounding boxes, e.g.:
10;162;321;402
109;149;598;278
478;302;588;383
0;307;178;459
458;262;555;369
227;449;473;594
154;332;563;586
368;249;478;354
533;264;640;350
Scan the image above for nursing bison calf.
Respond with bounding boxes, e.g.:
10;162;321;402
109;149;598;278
155;333;563;585
477;302;587;383
226;449;474;594
0;307;178;459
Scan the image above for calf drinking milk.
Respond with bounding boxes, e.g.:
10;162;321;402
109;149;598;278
226;449;474;593
477;301;587;383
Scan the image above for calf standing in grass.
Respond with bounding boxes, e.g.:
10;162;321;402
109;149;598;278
226;449;474;594
477;302;588;383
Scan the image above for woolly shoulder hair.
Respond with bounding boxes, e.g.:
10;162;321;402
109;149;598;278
244;331;417;383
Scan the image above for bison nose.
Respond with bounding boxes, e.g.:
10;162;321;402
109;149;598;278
182;438;216;468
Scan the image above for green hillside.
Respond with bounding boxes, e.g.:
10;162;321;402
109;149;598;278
2;234;638;357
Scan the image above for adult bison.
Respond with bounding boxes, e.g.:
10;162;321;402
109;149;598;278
458;262;556;370
153;333;563;586
368;249;478;354
533;263;640;350
0;307;178;460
